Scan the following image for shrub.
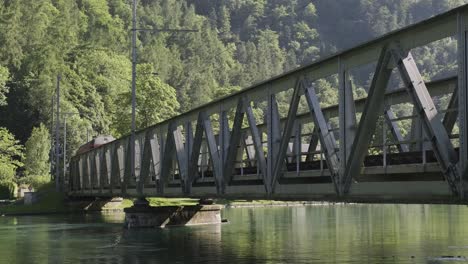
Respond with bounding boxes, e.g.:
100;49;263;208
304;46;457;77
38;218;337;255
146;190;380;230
0;181;17;199
18;175;51;190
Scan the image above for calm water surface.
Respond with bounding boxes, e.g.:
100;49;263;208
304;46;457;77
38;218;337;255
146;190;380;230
1;204;468;263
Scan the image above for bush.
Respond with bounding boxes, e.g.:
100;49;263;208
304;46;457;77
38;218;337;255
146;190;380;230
18;175;51;190
0;181;17;199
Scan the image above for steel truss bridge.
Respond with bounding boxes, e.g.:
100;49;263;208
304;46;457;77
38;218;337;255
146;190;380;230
68;5;468;203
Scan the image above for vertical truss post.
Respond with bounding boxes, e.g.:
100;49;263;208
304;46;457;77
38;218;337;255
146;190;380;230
184;122;193;194
172;125;188;193
132;136;142;188
292;121;301;164
410;109;424;151
458;13;468;196
81;156;87;190
78;158;84;191
338;61;357;191
219;110;230;191
110;144;119;195
138;128;157;196
86;154;92;191
304;81;341;194
244;134;256;167
96;150;103;194
392;45;460;196
100;148;107;193
267;92;281;193
90;152;98;191
220;110;230;164
160;124;176;195
104;146;112;191
157;128;165;194
123;139;132;195
343;46;394;195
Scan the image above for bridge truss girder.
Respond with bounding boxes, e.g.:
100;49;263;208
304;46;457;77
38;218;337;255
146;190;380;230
67;6;468;201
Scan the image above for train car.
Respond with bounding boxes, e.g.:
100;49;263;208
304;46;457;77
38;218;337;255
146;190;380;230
76;135;115;155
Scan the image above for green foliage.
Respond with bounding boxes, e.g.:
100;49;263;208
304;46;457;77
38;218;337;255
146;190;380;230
113;63;180;136
0;182;67;214
0;0;466;162
0;127;23;182
0;66;9;106
24;123;51;178
0;180;16;199
19;175;51;190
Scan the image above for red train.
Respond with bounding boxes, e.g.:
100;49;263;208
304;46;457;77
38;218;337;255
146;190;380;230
76;135;115;155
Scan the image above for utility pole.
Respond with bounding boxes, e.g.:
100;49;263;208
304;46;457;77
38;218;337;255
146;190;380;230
55;74;61;192
63;117;67;183
50;95;55;177
62;112;79;191
130;0;137;193
130;0;197;198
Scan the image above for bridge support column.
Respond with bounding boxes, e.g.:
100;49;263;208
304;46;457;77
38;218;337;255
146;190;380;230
124;199;223;229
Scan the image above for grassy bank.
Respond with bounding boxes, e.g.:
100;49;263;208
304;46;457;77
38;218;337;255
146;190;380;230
0;183;68;215
0;184;313;216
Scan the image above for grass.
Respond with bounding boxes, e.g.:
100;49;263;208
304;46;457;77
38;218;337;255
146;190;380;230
0;183;68;215
0;183;299;215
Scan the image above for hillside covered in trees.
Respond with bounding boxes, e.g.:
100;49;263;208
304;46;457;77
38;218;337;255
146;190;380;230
0;0;466;189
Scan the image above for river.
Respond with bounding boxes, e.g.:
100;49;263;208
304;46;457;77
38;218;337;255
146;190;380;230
1;204;468;263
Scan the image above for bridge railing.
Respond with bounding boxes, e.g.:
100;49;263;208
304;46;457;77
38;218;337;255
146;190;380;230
68;4;468;200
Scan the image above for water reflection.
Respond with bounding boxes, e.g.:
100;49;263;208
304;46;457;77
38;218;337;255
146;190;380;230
0;205;468;263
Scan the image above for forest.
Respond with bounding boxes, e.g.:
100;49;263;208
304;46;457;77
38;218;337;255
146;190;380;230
0;0;466;193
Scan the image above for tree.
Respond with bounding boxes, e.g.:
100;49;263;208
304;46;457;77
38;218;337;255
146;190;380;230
0;127;23;182
113;63;180;136
24;123;51;177
0;66;8;106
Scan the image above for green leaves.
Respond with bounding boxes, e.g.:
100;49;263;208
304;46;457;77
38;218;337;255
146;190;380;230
24;123;51;178
0;127;23;182
112;63;180;136
0;66;9;106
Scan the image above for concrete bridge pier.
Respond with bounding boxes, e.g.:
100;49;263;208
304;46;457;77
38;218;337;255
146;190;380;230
124;198;223;229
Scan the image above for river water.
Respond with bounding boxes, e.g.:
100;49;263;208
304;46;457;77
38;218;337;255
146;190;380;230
1;204;468;263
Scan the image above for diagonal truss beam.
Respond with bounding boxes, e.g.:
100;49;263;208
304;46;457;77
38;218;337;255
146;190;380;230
392;46;460;196
342;45;394;195
304;81;341;194
305;128;320;162
138;128;159;196
458;14;468;195
271;79;303;192
443;85;459;133
267;94;282;193
343;44;461;196
384;109;410;152
188;112;224;194
244;99;269;193
223;98;246;184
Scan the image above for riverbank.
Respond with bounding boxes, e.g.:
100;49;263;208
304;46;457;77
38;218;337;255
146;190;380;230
0;185;329;216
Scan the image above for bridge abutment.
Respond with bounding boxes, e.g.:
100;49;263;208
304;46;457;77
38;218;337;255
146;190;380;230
124;199;223;228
